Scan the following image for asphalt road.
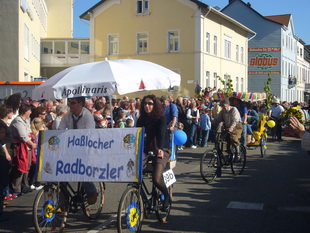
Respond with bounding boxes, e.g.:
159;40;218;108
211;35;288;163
1;136;310;233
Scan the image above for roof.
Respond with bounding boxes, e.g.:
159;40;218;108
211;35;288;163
80;0;210;20
79;0;254;34
221;0;283;26
80;0;106;20
264;14;291;27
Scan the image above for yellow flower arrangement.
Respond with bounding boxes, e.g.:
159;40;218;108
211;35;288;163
281;105;304;125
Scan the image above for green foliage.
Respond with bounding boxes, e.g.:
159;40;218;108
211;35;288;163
217;75;234;94
263;74;273;113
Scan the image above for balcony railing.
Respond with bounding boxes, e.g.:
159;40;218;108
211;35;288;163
41;39;90;67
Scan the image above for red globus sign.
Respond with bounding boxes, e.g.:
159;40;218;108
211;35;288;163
249;53;279;70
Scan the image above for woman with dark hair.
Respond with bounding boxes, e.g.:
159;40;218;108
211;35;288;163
33;106;48;130
0;124;11;221
93;101;108;128
10;104;37;194
4;93;22;124
0;105;16;201
136;95;171;211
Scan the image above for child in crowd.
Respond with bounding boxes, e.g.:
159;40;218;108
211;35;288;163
126;118;134;128
199;108;211;147
116;111;126;128
176;122;184;151
29;118;45;190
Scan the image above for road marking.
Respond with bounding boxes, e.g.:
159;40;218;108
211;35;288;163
87;214;117;233
227;201;264;211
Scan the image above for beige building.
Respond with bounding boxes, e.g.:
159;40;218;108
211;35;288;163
296;39;310;102
0;0;73;82
80;0;255;98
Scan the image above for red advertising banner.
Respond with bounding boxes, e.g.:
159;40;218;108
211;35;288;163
249;47;281;52
248;71;281;75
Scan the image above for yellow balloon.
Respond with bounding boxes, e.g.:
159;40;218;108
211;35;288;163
253;131;261;141
267;120;276;128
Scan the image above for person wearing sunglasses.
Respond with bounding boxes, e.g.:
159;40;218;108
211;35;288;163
58;97;95;130
33;106;48;130
58;96;97;205
136;95;171;211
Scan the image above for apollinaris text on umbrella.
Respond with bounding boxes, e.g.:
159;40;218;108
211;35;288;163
62;86;108;97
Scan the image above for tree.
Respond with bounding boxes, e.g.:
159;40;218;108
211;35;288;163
217;75;234;95
263;74;273;113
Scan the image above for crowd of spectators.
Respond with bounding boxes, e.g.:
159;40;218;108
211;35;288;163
1;89;310;221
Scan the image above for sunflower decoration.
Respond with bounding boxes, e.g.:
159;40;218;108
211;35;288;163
281;106;304;126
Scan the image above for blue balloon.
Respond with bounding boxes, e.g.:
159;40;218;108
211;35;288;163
174;130;187;146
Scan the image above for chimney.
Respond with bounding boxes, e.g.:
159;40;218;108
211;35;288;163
247;2;252;7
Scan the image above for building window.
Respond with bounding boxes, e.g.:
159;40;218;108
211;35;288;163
286;35;288;49
168;69;180;93
137;33;148;54
224;74;231;87
236;77;239;92
168;31;179;52
297;46;299;55
206;71;210;87
224;39;231;59
54;41;65;54
241;77;244;92
24;24;29;61
136;0;149;14
214;36;217;55
42;41;53;54
81;41;90;54
108;35;119;55
300;48;303;57
213;73;217;88
240;47;244;63
32;35;40;60
236;45;239;62
206;32;210;53
68;41;79;54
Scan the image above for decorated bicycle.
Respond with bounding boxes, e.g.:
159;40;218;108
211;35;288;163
32;59;181;232
212;91;273;157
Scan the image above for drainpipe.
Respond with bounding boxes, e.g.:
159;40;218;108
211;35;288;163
246;32;256;92
201;7;212;88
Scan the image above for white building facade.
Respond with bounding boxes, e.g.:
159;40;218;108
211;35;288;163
222;0;310;102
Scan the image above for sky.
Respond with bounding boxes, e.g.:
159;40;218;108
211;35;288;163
73;0;309;44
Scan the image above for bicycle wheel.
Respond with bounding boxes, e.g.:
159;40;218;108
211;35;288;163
260;133;267;157
155;185;172;222
33;184;68;233
117;186;143;233
200;149;219;184
231;144;246;175
82;182;105;219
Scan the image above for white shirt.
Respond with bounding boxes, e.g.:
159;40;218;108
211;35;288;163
58;107;95;130
270;105;284;118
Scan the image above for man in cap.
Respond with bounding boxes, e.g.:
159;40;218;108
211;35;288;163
269;98;284;141
215;98;243;158
232;97;248;147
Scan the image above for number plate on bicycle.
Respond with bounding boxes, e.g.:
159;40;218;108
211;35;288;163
163;169;176;187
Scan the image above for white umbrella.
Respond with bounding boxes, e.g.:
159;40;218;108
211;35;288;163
32;59;181;100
